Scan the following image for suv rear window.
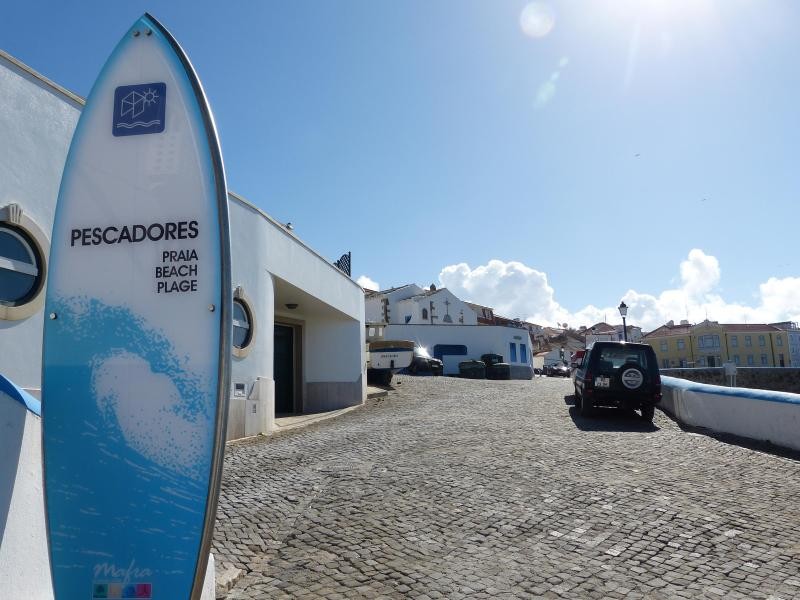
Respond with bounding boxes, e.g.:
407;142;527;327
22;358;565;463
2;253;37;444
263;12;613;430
595;346;651;370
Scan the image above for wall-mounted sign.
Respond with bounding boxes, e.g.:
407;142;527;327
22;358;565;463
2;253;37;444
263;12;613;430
42;14;231;600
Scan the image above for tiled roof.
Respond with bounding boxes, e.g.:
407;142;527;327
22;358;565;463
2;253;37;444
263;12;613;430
643;324;692;338
722;323;781;332
364;283;416;298
465;301;493;311
587;322;616;333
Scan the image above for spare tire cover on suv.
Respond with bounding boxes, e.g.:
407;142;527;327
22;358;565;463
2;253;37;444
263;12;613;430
619;362;645;390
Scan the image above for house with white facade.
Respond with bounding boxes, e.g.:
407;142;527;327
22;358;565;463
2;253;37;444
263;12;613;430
395;287;478;325
0;50;366;441
584;321;643;346
366;284;532;379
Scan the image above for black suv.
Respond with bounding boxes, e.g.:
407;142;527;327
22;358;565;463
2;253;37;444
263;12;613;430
573;341;661;421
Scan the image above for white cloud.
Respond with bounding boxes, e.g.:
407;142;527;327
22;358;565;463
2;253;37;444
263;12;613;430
356;275;380;291
438;250;800;331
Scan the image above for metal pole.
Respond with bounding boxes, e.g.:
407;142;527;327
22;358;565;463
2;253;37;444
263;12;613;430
622;317;628;342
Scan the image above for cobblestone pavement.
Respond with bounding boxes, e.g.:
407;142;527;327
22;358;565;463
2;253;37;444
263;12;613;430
213;376;800;599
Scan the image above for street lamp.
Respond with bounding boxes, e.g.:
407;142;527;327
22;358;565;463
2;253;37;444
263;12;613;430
618;301;628;342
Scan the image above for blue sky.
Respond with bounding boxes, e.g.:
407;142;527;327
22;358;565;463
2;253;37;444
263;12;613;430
3;0;799;329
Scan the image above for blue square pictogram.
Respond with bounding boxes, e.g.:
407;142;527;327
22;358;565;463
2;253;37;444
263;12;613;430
112;82;166;136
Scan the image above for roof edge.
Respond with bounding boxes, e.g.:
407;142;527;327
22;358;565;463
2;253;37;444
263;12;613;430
0;48;85;107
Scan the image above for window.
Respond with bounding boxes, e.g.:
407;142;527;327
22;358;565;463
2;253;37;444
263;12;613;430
734;355;740;366
779;353;785;367
662;358;670;368
520;343;527;364
758;335;766;347
679;358;687;367
777;335;783;347
597;346;650;369
677;339;685;350
231;286;257;358
747;355;754;366
232;299;253;349
404;315;412;323
760;354;768;365
0;224;42;308
698;334;721;349
422;308;428;320
660;341;668;352
697;357;706;366
745;336;752;347
509;343;517;362
730;335;738;348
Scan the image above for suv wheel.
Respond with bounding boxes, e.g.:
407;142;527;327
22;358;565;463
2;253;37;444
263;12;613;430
579;394;593;417
640;405;655;422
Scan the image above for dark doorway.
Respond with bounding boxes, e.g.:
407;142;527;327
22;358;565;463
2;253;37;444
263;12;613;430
274;324;295;414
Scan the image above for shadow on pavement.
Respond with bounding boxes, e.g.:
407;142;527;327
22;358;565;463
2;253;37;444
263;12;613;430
568;404;660;433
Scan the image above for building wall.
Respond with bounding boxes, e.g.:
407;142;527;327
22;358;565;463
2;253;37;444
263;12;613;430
224;195;367;430
646;322;789;369
384;323;533;378
646;333;693;368
303;313;365;413
396;288;478;326
0;53;365;439
0;53;81;393
0;398;53;600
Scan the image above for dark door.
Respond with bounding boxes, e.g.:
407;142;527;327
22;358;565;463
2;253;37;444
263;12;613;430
274;324;294;414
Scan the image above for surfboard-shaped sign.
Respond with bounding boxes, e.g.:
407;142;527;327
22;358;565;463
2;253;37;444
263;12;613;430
42;13;231;600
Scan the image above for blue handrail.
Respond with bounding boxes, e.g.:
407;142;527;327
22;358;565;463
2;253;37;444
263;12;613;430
0;372;41;416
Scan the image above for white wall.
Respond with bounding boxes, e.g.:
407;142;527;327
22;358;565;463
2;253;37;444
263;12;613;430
0;54;81;391
304;313;364;382
0;398;52;600
365;294;383;323
384;284;423;324
384;324;533;377
229;199;275;392
660;376;800;452
396;289;478;326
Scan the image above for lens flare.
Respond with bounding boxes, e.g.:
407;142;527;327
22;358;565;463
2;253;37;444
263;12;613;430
520;2;556;38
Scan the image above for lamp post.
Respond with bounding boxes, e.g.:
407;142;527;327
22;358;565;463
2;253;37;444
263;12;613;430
618;301;628;342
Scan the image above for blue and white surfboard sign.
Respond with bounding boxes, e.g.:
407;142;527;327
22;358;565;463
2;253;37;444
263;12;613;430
42;13;231;600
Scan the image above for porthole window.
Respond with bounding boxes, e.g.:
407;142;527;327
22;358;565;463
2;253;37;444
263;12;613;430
0;224;42;307
231;286;256;358
233;299;252;349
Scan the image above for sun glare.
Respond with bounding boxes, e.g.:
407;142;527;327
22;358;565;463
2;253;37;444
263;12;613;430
520;2;556;38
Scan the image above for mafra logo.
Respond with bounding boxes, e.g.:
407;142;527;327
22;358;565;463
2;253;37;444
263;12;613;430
113;83;166;136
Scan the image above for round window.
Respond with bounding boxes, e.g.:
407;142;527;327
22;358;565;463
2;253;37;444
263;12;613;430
232;298;252;349
0;224;43;307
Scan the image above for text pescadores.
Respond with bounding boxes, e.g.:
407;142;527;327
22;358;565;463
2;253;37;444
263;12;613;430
70;221;199;247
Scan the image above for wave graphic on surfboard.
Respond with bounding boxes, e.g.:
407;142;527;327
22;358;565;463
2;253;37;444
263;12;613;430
115;120;161;129
44;295;213;586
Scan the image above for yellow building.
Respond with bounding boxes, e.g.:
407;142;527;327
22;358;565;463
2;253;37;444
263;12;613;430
642;321;694;368
643;320;788;368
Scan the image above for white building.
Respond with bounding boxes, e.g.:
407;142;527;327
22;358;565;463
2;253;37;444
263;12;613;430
368;284;531;378
366;284;477;326
584;322;643;346
0;50;366;441
770;322;800;367
384;323;533;379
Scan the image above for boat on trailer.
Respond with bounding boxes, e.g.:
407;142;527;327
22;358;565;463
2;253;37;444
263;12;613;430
367;340;415;386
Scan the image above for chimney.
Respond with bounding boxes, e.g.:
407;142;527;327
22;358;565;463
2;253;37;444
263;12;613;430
667;320;674;327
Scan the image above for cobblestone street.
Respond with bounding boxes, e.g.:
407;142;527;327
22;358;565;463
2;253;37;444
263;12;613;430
213;376;800;599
